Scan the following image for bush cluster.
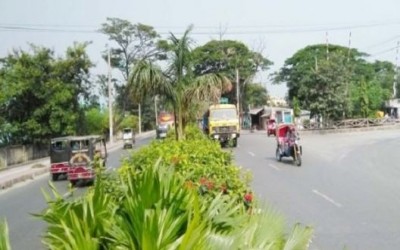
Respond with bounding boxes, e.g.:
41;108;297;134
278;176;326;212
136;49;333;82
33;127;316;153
118;124;253;204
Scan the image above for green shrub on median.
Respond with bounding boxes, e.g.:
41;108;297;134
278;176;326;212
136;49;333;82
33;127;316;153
118;124;252;204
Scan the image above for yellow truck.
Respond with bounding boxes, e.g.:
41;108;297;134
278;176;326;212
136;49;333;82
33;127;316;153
203;103;240;147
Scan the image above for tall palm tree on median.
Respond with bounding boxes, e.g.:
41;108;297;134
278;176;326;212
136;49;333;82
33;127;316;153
129;26;231;140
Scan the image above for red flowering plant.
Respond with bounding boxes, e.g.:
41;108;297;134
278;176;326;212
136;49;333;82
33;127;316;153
243;191;253;210
198;177;215;195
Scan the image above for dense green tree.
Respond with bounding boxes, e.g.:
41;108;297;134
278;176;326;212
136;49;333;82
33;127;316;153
99;18;165;132
83;107;108;135
275;44;376;119
130;26;231;139
118;114;138;132
192;40;272;110
275;44;399;120
0;43;95;144
292;97;301;118
243;83;269;109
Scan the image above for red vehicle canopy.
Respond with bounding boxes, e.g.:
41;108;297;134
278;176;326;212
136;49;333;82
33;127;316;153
276;123;297;138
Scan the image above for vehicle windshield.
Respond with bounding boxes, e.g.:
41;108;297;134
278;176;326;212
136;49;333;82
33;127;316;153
70;140;89;151
158;123;169;129
123;128;132;134
210;108;237;120
51;140;68;151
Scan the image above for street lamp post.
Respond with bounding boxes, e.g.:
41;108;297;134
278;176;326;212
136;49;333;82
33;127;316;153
236;68;240;126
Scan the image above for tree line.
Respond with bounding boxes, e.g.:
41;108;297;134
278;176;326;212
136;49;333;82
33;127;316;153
1;17;397;144
274;44;399;120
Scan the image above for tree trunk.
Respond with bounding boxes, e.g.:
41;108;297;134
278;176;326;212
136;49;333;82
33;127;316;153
177;104;184;140
173;104;178;140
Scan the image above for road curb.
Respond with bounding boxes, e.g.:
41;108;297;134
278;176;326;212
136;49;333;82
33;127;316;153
0;165;49;190
299;124;400;135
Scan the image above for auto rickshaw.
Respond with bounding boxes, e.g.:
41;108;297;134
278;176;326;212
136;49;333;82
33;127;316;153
275;124;302;166
68;135;107;185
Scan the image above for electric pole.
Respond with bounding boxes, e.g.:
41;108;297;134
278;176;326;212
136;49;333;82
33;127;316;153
393;41;399;98
326;31;329;61
107;46;113;144
236;68;240;125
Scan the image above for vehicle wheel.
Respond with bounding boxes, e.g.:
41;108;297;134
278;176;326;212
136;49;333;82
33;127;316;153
276;148;282;162
232;138;238;147
70;180;77;186
294;153;302;166
51;173;59;181
88;179;95;186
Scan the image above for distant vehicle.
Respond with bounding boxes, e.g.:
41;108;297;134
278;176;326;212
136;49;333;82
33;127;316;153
266;119;276;136
275;124;302;166
122;128;135;149
156;111;174;139
156;123;170;139
203;102;240;147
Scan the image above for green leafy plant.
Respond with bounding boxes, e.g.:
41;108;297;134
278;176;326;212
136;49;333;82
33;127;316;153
119;128;251;204
0;219;11;250
36;181;118;249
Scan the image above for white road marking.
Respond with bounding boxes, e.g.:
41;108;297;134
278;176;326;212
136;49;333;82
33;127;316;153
248;152;255;157
268;164;280;171
312;189;343;208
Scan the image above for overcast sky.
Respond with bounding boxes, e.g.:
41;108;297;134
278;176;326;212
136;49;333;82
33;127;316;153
1;0;400;98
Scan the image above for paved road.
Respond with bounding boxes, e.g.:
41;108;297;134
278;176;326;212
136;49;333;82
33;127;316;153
0;136;153;250
2;130;400;250
235;130;400;250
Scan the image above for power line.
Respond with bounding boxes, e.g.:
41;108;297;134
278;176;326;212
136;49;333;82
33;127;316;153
0;25;98;33
363;34;400;50
370;46;399;57
1;20;400;35
2;19;400;30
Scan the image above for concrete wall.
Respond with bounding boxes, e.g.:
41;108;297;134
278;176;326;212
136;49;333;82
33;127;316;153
0;144;49;169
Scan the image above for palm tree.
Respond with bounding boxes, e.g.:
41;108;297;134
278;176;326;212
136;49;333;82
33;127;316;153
129;26;231;140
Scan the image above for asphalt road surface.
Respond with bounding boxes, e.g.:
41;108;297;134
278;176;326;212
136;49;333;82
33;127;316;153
2;130;400;250
234;129;400;250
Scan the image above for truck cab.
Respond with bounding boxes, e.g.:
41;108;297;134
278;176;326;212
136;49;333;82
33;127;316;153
205;103;240;147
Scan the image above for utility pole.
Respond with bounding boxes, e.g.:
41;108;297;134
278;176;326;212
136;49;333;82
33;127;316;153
236;68;240;125
393;41;399;99
138;103;142;134
107;46;113;144
325;31;329;61
347;31;352;61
